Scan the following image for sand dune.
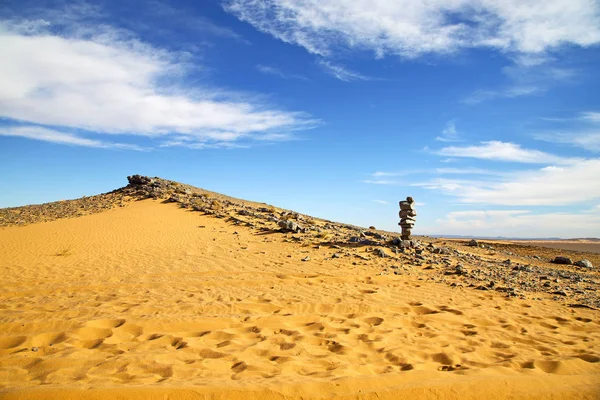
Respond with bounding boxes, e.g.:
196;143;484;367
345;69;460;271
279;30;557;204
1;196;599;399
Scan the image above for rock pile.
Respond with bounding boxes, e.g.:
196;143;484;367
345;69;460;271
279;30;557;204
398;197;417;240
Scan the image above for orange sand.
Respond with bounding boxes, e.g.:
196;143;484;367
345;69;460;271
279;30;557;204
1;200;599;399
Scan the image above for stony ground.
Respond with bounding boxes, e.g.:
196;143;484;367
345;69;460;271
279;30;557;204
2;175;598;309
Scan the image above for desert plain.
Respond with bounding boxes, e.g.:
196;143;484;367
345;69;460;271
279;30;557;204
0;176;599;399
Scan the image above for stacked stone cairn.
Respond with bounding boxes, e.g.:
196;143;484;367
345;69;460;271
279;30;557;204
398;197;416;240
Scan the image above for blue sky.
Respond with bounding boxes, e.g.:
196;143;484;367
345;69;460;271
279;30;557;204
1;0;599;238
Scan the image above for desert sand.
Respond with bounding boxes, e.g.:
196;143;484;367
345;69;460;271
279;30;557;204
515;241;600;255
0;178;599;399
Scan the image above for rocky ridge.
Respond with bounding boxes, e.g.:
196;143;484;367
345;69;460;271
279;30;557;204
1;175;599;308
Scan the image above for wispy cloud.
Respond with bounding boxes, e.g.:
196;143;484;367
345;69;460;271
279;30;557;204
464;62;578;105
582;111;600;123
373;199;389;205
435;167;505;176
462;86;541;104
362;180;398;185
0;16;317;150
418;159;600;206
535;132;600;152
146;1;249;43
256;64;307;80
435;209;600;238
317;60;372;82
534;110;600;152
435;121;461;142
433;141;574;164
224;0;600;58
371;170;424;177
0;125;146;150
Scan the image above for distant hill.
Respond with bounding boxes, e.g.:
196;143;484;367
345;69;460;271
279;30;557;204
428;234;599;241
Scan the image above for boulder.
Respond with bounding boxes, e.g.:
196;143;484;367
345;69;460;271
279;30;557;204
363;231;384;240
467;239;478;247
552;256;573;265
574;259;593;269
392;238;417;248
127;175;152;185
278;220;303;233
374;248;387;258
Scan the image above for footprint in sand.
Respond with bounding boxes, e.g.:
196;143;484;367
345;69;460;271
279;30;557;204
412;306;439;315
31;332;67;347
0;336;27;350
326;341;346;354
576;354;600;363
231;361;248;373
364;317;384;326
431;352;453;365
198;348;228;359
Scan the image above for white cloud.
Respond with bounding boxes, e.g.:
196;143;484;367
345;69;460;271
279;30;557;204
418;159;600;205
435;121;460;142
434;209;600;238
256;64;307;80
0;19;316;149
434;141;574;164
462;85;541;104
224;0;600;58
362;180;398;185
534;131;600;152
0;125;145;150
533;110;600;152
371;170;425;177
317;60;372;82
582;111;600;123
435;167;505;175
147;2;248;43
373;199;389;205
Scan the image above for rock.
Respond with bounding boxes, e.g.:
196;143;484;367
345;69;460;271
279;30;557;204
399;201;415;211
364;231;384;240
301;256;310;262
349;237;374;245
278;220;303;233
552;256;573;265
399;209;417;219
127;175;153;185
369;226;376;230
455;265;465;275
432;247;450;255
467;239;478;247
31;347;38;352
332;253;341;258
393;238;416;248
374;248;387;258
552;290;567;296
574;259;593;269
